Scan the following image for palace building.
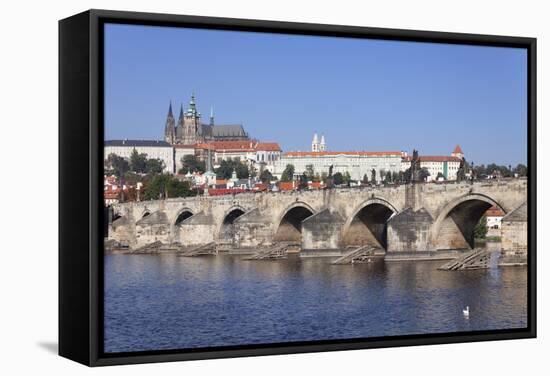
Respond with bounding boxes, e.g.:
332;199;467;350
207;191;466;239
269;134;402;182
401;145;465;182
164;95;249;145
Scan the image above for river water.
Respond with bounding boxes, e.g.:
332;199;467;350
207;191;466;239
104;242;527;353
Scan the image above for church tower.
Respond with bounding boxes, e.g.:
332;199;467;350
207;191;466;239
320;134;326;151
164;102;176;144
181;94;202;145
175;104;184;143
312;133;319;152
451;145;464;159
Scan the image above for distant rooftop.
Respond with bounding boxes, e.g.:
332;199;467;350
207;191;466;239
105;140;171;147
284;151;402;157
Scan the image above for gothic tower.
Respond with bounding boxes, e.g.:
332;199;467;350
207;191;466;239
181;94;202;145
175;104;184;143
209;106;215;126
164;102;176;144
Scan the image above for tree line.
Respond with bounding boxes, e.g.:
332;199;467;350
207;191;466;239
278;163;431;187
105;149;197;202
179;155;277;184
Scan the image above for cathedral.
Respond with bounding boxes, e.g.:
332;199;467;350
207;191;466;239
164;95;250;145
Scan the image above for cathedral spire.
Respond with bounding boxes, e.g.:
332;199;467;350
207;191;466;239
167;101;174;118
210;106;215;126
164;101;176;144
186;93;199;117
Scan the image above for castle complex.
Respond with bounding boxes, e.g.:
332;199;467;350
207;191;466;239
164;95;249;145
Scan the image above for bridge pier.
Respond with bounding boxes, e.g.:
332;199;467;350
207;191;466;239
499;202;528;266
135;210;171;246
233;208;275;249
301;208;344;256
385;207;438;260
106;179;528;262
178;211;216;246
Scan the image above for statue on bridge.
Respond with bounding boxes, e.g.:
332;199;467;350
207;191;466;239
410;149;421;184
456;157;466;182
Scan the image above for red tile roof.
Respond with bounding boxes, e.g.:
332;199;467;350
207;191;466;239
308;181;325;189
253;183;268;191
256;142;281;151
174;141;281;152
453;145;464;154
278;181;296;191
418;156;463;162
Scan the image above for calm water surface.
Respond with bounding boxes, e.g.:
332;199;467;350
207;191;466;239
104;243;527;353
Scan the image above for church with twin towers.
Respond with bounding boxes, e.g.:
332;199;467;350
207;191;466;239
164;94;250;145
311;133;326;152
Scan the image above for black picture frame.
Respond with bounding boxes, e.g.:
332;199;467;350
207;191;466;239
59;9;537;367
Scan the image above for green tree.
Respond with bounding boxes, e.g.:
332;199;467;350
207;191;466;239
343;171;351;186
392;171;399;183
259;169;274;183
145;158;165;175
129;148;148;173
123;171;141;186
474;216;488;239
362;173;369;184
143;174;194;200
215;160;234;179
370;169;376;184
281;164;295;182
298;173;309;190
179;155;205;174
215;160;250;179
333;172;344;185
105;153;129;178
436;172;445;181
514;163;528;177
419;167;430;181
385;170;392;183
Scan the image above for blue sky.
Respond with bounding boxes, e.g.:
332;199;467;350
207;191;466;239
104;23;527;166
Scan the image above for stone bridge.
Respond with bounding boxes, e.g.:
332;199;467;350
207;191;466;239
108;178;527;259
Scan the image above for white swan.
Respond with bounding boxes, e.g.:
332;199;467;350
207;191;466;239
463;306;470;317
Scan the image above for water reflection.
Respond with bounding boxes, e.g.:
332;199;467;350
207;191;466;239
104;243;527;353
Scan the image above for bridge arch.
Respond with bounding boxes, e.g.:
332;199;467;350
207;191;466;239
342;198;398;249
218;206;247;244
173;207;195;226
430;193;506;251
172;208;195;244
274;201;315;242
140;209;151;219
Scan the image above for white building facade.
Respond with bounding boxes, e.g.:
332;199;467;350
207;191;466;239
401;145;465;182
210;141;281;166
104;140;175;173
270;151;402;182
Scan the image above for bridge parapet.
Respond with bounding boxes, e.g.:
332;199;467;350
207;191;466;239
108;179;528;259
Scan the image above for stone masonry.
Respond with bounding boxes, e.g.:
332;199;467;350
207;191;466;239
109;179;528;260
